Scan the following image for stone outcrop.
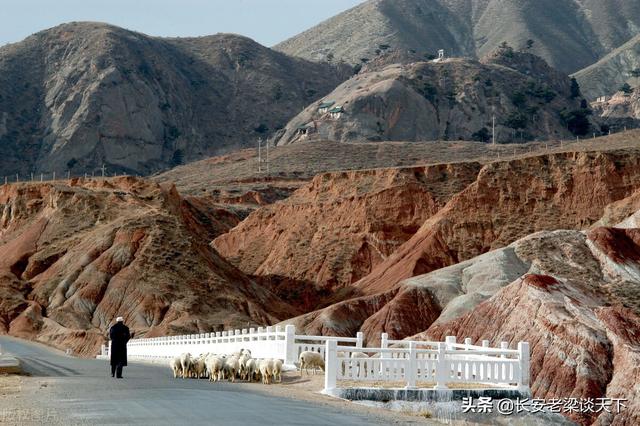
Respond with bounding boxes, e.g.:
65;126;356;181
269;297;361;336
0;178;298;356
419;225;640;425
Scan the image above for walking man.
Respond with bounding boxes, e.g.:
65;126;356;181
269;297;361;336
109;316;130;378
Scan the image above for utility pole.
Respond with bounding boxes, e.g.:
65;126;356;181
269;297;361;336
492;115;496;145
258;138;262;173
266;139;270;176
101;164;106;178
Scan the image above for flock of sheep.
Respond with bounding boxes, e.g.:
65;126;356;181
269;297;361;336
170;349;283;384
169;349;364;384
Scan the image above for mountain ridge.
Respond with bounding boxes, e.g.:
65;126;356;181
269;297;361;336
275;0;640;74
0;22;349;176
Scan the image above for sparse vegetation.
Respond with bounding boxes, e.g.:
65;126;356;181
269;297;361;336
620;83;634;94
570;78;581;99
498;41;515;58
254;124;269;134
504;111;528;129
472;127;491;142
560;108;591;136
511;91;527;108
66;158;78;170
171;149;184;166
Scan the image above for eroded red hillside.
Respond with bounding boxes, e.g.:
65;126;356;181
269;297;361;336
0;177;297;355
213;163;482;294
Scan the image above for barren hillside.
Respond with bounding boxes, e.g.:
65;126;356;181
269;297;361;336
0;22;348;176
574;34;640;100
275;50;589;145
275;0;640;74
0;177;298;356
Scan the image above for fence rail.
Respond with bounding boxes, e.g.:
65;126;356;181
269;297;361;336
100;325;363;367
99;328;530;394
323;334;530;395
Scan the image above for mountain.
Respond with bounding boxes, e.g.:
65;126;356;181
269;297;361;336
0;177;299;356
574;34;640;100
0;22;349;176
275;0;640;74
214;133;640;305
274;49;590;145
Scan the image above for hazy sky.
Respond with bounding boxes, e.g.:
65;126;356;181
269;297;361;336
0;0;365;47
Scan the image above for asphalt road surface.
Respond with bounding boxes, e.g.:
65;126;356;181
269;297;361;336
0;336;386;426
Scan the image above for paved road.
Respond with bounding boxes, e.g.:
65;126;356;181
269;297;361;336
0;336;385;426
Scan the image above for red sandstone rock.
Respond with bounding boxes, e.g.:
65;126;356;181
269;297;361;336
213;163;482;292
0;177;297;356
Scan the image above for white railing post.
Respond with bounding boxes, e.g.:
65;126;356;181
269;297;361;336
517;342;530;393
445;336;456;350
406;341;417;389
356;332;364;349
500;341;509;382
284;324;297;366
380;333;390;359
434;342;449;390
324;340;338;395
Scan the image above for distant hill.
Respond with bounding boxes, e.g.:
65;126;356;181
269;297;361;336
0;22;349;176
274;49;592;145
275;0;640;74
574;34;640;100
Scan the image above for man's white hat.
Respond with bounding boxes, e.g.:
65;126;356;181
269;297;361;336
116;316;124;322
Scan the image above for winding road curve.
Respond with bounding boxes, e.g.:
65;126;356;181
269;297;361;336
0;336;385;426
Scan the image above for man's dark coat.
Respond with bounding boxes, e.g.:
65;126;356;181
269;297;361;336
109;322;131;367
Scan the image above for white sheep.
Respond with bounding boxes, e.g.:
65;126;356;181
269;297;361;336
179;353;192;379
298;351;324;375
259;359;273;384
245;358;259;382
194;356;207;379
170;356;182;378
271;359;283;383
224;356;240;382
206;356;225;382
238;353;252;380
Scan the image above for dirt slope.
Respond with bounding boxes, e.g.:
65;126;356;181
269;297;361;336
0;177;297;356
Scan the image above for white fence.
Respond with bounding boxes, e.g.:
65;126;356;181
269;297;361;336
100;325;363;367
323;335;530;395
99;327;530;394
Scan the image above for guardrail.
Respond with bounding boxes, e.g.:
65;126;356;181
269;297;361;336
100;325;363;367
323;334;530;395
99;328;530;394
